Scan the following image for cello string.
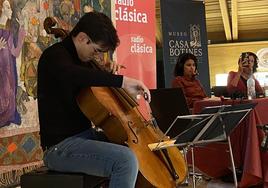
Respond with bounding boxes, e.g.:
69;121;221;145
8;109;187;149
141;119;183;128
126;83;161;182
144;97;170;150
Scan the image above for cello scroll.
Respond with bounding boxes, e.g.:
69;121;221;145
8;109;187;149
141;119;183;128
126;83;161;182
44;17;69;40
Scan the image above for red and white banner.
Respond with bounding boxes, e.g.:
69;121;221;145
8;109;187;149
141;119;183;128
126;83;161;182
114;0;156;89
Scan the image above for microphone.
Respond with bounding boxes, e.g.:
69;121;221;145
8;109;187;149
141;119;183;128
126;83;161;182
261;135;268;151
257;124;268;151
193;70;199;76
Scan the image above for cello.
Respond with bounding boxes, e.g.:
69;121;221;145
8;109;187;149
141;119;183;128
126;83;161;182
44;17;187;188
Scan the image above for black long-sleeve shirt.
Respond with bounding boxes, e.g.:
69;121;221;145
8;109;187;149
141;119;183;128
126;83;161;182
37;36;123;150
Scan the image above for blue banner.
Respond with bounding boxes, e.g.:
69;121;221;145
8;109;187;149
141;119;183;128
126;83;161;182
160;0;210;95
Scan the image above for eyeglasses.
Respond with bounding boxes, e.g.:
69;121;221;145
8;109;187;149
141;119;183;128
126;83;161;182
87;37;108;54
92;45;107;54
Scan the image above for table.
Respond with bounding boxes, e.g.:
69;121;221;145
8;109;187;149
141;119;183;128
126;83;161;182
190;97;268;188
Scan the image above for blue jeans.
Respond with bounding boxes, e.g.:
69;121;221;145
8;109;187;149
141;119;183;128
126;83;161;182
43;129;138;188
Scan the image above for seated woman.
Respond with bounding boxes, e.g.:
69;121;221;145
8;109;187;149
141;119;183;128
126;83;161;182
227;52;264;98
172;53;207;108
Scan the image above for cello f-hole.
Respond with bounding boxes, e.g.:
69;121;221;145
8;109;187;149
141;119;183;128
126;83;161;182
128;121;139;144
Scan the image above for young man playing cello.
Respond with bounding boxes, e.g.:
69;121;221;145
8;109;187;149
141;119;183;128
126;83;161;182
38;11;150;188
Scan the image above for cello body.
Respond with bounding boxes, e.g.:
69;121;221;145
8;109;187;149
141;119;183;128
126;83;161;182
77;87;187;188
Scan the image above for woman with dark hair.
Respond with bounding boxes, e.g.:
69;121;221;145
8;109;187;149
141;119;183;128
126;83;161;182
172;53;207;108
227;52;264;97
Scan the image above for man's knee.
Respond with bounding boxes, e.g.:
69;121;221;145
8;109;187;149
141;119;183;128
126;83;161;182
120;148;139;173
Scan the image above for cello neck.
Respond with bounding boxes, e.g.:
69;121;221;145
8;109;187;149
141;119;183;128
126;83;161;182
90;59;139;110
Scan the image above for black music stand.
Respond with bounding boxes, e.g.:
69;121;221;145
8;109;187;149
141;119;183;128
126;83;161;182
149;88;191;138
148;102;257;188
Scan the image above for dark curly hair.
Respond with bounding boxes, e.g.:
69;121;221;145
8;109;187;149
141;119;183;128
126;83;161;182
173;53;198;77
238;52;259;73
